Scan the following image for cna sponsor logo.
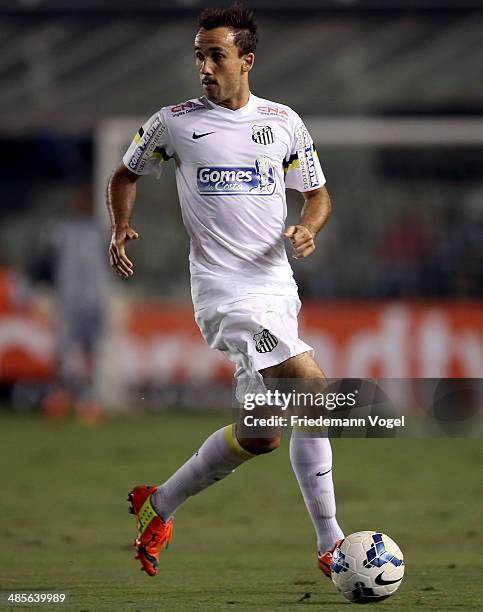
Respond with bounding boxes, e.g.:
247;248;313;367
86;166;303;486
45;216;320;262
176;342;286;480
171;100;205;117
197;157;276;195
257;105;289;118
129;116;166;173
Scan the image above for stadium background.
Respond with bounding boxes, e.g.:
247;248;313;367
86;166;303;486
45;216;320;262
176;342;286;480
0;1;482;611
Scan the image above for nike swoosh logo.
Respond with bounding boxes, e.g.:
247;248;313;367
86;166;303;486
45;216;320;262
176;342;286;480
316;469;332;477
192;131;215;140
375;572;403;586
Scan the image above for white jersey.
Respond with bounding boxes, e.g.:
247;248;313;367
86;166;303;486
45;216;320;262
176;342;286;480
122;93;325;309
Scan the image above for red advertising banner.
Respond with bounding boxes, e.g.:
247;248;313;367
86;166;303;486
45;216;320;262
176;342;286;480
299;302;483;378
122;302;483;382
0;268;55;381
0;300;481;382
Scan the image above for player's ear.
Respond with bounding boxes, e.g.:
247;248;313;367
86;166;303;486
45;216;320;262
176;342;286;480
242;53;255;72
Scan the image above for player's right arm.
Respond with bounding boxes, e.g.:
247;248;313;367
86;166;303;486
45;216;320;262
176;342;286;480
283;114;328;260
107;109;173;278
107;164;140;278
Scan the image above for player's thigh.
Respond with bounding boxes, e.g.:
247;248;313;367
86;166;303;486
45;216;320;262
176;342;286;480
258;352;329;424
236;354;326;453
259;350;326;380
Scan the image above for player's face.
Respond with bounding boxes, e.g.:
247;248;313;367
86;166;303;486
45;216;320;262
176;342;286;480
194;27;253;104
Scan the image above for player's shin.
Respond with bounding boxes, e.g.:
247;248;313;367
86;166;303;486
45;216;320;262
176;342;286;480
151;424;254;520
289;430;344;553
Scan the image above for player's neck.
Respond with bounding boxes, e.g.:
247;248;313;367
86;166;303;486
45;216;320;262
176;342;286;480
213;86;251;111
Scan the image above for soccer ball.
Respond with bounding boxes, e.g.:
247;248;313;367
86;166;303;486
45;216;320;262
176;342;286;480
331;531;405;604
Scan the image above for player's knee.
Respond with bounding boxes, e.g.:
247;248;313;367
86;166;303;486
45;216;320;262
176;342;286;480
238;435;281;455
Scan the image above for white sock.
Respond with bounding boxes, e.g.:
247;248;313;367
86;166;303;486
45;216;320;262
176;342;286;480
151;424;254;521
289;430;344;553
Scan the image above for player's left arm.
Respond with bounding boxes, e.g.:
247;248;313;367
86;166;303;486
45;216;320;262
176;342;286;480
284;185;332;259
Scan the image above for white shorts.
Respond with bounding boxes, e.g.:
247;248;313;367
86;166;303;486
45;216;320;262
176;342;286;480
194;294;313;402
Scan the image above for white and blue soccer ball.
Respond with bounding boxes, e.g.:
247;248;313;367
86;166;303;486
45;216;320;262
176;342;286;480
331;531;405;604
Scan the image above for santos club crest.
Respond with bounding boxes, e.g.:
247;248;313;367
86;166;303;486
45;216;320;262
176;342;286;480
253;329;278;353
252;125;275;145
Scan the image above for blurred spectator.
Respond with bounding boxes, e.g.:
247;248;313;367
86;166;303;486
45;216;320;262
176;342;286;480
372;209;430;298
425;195;483;298
31;183;109;423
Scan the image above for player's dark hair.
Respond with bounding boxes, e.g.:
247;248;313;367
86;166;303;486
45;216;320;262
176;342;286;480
198;4;258;56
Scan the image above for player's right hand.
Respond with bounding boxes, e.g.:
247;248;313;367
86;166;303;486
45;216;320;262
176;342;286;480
283;224;315;259
109;225;139;278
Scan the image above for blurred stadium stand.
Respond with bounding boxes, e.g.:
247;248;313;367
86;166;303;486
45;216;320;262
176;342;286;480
0;1;481;407
1;1;481;298
1;4;483;130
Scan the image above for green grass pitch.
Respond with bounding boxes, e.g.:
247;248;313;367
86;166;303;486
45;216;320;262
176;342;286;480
0;412;482;611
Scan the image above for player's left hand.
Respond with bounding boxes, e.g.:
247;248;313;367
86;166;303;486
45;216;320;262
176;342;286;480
283;225;315;259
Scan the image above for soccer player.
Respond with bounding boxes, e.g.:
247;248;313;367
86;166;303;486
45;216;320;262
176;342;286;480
107;5;343;579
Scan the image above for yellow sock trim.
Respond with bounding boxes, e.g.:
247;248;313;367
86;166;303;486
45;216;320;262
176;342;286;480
223;424;255;461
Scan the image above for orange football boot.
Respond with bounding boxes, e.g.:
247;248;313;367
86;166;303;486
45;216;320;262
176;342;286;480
317;539;344;577
127;485;173;576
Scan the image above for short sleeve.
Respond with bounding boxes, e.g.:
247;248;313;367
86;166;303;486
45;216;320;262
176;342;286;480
284;120;325;192
122;109;173;179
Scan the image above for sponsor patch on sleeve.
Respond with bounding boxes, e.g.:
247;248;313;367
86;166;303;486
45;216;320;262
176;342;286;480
128;115;167;173
295;124;320;190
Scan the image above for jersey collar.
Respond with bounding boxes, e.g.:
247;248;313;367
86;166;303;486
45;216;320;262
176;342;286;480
202;92;256;117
